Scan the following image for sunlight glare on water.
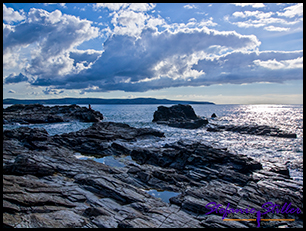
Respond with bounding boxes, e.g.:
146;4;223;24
3;103;303;182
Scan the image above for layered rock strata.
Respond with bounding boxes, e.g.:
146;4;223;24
3;104;103;124
3;123;303;228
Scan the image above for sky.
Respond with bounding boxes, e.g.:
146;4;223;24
3;3;303;104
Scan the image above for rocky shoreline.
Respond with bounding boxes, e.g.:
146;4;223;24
3;104;303;228
3;104;103;124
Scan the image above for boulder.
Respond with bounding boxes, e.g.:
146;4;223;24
152;104;208;129
3;104;103;124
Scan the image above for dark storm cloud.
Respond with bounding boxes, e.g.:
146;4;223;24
4;73;28;84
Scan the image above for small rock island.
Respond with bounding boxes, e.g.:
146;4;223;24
152;104;208;129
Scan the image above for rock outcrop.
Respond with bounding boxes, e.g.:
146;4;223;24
52;121;165;155
152;104;208;129
3;123;303;228
211;113;217;118
3;104;103;124
207;124;297;138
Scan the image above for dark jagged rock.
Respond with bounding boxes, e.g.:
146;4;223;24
52;122;165;155
3;124;303;228
129;140;262;186
3;104;103;124
211;113;217;118
152;104;208;129
207;123;297;138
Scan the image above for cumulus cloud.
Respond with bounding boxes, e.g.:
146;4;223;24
3;4;25;23
277;3;303;18
95;3;155;12
192;50;303;85
25;21;303;93
95;3;129;11
3;8;100;80
8;89;16;93
99;4;164;38
227;4;303;30
3;4;303;95
31;27;272;92
184;4;197;9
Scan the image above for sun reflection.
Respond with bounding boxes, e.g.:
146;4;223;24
246;105;287;114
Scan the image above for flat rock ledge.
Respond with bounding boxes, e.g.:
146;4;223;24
3;104;103;124
207;123;297;139
152;104;208;129
3;123;303;228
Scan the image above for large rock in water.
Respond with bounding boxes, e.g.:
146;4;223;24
152;104;208;129
3;104;103;124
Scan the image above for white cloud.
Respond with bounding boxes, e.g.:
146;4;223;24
227;6;303;30
111;10;150;37
184;4;197;9
3;4;25;23
199;18;218;27
44;3;66;8
231;3;265;8
128;3;156;12
253;56;303;70
28;26;277;92
3;3;303;96
264;25;290;32
42;87;64;95
101;4;165;38
95;3;128;11
277;3;303;18
94;3;155;12
3;8;100;81
233;10;273;19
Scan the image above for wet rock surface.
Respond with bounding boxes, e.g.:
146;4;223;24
207;123;297;139
3;123;303;228
3;104;103;124
152;104;208;129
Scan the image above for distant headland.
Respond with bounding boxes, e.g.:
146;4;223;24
3;97;215;105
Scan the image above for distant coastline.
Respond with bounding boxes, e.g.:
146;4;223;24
3;97;214;105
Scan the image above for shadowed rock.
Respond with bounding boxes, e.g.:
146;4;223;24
3;123;303;228
3;104;103;124
152;104;208;129
52;121;165;155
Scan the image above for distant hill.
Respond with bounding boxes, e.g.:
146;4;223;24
3;97;214;105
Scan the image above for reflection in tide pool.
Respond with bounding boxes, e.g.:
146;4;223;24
74;153;131;168
145;189;180;203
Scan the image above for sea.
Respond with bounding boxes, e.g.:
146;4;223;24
3;104;303;184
